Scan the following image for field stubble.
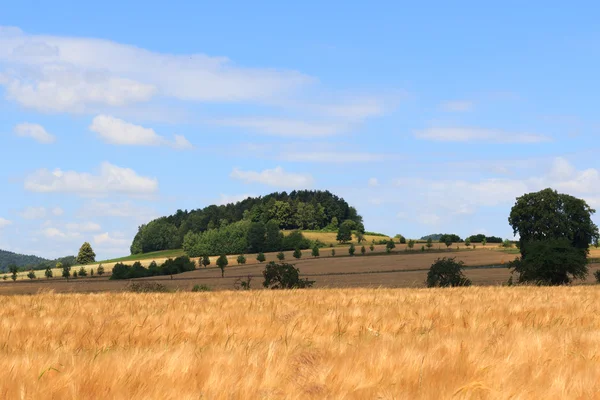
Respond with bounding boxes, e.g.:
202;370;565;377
2;287;600;399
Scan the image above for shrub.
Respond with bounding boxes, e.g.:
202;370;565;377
293;247;302;259
45;267;53;279
421;245;425;252
90;269;94;276
237;254;247;265
202;255;211;268
595;270;600;283
192;284;211;292
234;276;252;290
386;240;396;252
72;271;78;278
426;238;433;250
349;243;355;256
331;248;336;257
369;243;375;252
27;270;36;280
97;264;105;275
407;239;415;250
257;252;266;263
277;252;285;261
426;257;472;287
127;282;169;293
361;245;366;255
282;231;311;251
465;238;471;248
2;275;7;280
78;266;88;277
262;262;315;289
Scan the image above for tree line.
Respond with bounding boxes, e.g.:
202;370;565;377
130;190;363;254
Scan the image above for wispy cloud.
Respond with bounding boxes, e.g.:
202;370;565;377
14;122;56;143
230;166;313;188
24;162;158;195
414;127;552;143
89;115;193;149
440;100;473;112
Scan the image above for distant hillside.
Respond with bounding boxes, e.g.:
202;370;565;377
0;250;76;273
420;233;443;241
131;190;363;254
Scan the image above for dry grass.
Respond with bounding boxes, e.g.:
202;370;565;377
2;287;600;399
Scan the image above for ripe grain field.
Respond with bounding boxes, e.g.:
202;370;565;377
2;287;600;399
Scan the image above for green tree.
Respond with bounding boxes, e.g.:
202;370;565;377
349;243;356;256
356;232;365;243
27;269;36;280
509;188;599;258
465;238;471;248
257;252;266;263
331;248;336;257
386;240;396;253
76;242;96;265
9;264;18;281
277;252;285;261
237;254;246;265
507;188;599;285
426;257;471;287
360;245;366;255
247;222;266;253
90;269;94;276
202;255;211;268
312;245;320;258
482;237;487;246
61;263;71;280
408;239;415;250
370;243;375;252
72;270;78;278
265;220;284;252
336;221;353;243
78;266;88;277
216;255;228;278
97;264;105;275
262;262;314;289
426;238;433;250
293;247;302;259
508;239;588;285
45;266;53;279
444;238;452;250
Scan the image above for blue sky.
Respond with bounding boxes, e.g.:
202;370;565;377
1;1;600;259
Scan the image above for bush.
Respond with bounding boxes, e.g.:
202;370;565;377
386;240;396;251
426;257;472;287
257;252;266;263
369;243;375;252
201;255;211;268
127;282;169;293
192;284;211;292
97;264;105;275
78;266;88;277
262;262;315;289
361;245;366;255
277;252;285;261
237;254;247;265
349;243;355;256
312;245;320;258
234;276;252;290
595;270;600;283
502;239;513;248
27;270;36;280
282;231;312;251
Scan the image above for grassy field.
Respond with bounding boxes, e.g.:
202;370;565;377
288;230;391;245
1;286;600;398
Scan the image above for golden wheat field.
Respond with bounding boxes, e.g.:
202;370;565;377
2;287;600;399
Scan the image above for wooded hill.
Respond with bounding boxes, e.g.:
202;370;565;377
130;190;363;255
0;250;76;272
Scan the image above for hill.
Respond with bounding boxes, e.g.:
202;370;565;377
130;190;363;255
0;250;76;273
0;249;49;272
420;233;443;241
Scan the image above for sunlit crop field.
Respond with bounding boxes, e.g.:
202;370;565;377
2;287;600;399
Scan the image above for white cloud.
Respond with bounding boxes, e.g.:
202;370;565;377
66;222;101;232
24;162;158;195
0;27;311;112
230;166;313;188
78;200;158;221
368;178;379;187
440;100;473;112
218;194;255;206
414;127;552;143
40;227;80;240
52;207;64;216
418;213;441;225
0;218;12;228
19;207;47;219
284;152;391;163
213;117;348;137
89;115;193;149
14;122;56;143
93;232;129;247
